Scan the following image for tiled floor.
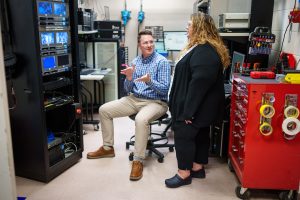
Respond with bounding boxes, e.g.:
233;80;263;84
16;116;296;200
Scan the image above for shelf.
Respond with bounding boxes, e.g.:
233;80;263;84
44;98;74;112
219;32;249;37
78;30;98;34
43;77;72;91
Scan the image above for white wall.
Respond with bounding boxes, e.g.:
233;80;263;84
270;0;300;69
80;0;194;61
0;25;17;200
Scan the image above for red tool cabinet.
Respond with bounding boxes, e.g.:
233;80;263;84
228;75;300;200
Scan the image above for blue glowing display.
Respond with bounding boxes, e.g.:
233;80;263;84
42;56;56;70
56;32;68;44
54;3;66;16
38;2;53;15
40;32;55;45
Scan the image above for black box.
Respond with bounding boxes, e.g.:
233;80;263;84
49;143;65;166
94;20;122;30
95;30;122;39
209;120;229;158
78;8;93;31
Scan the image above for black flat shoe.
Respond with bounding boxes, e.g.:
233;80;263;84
191;168;206;179
165;174;192;188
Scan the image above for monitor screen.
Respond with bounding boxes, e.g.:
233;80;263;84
56;32;68;44
38;2;53;15
40;32;55;46
164;31;188;51
42;56;56;71
57;55;69;66
229;51;245;82
155;41;165;51
53;3;67;16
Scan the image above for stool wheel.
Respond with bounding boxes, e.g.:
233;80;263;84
94;124;99;131
129;152;134;161
126;143;130;150
158;157;164;163
169;147;174;152
279;190;298;200
235;186;250;199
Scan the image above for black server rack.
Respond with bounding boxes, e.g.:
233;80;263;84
119;46;128;98
7;0;83;182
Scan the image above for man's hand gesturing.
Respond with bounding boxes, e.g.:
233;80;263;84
135;73;150;83
121;64;135;81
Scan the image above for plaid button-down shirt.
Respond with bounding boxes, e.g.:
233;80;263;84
124;52;171;101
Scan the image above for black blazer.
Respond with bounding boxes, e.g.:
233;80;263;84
169;43;225;128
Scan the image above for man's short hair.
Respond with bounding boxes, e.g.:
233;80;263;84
137;30;153;43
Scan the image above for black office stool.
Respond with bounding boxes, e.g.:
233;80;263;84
125;113;174;163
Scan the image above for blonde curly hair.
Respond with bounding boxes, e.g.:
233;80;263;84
183;13;230;69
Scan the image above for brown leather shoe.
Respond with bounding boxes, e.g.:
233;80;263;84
130;161;143;181
87;146;115;159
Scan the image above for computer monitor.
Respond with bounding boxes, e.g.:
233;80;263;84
229;51;245;82
40;32;55;46
42;56;56;73
163;31;188;51
56;32;68;44
57;54;70;67
53;3;67;16
38;1;53;16
155;41;165;51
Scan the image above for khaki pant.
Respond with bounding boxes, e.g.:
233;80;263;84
99;94;168;159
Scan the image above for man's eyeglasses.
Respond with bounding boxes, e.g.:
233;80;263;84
141;40;154;46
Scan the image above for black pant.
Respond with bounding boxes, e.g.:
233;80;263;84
173;122;210;170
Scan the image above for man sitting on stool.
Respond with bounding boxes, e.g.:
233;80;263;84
87;30;171;181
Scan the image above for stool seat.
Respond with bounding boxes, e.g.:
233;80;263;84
126;113;174;163
129;113;168;121
156;113;169;121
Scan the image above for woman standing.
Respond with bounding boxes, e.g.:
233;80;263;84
165;13;230;188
